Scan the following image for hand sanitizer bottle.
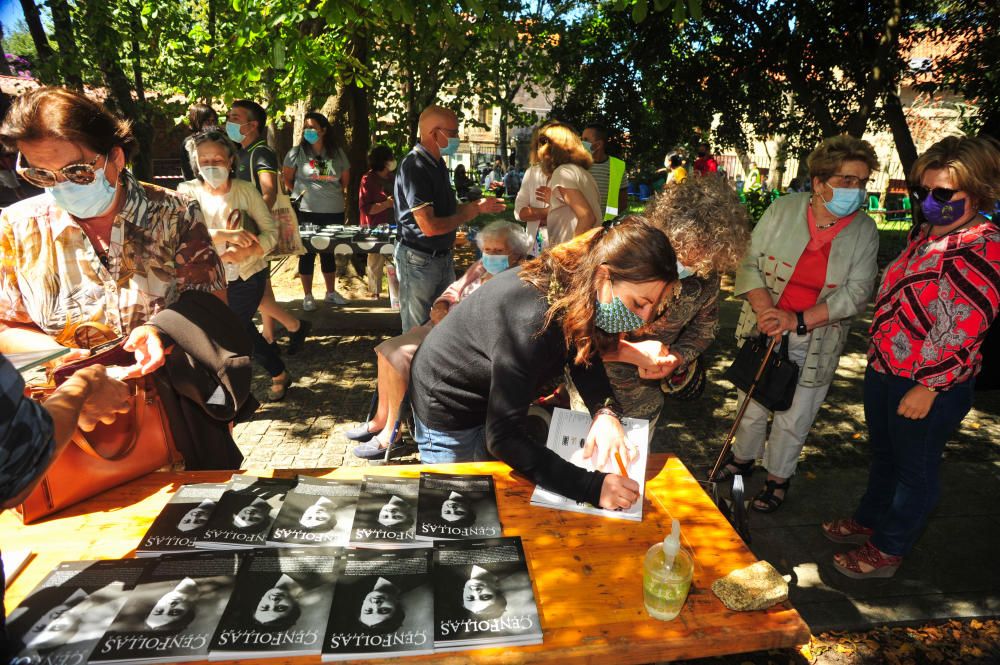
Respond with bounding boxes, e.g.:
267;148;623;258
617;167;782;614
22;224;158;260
642;518;694;620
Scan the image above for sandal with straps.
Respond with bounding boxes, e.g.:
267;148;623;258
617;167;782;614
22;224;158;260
751;478;790;513
822;517;874;545
710;453;756;482
833;541;902;579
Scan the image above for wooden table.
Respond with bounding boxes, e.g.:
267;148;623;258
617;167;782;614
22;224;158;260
1;454;810;664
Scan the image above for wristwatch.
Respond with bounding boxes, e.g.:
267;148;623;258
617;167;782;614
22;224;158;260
796;311;807;336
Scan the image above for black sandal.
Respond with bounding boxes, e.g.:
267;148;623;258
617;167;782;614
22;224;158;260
751;479;790;513
710;453;755;482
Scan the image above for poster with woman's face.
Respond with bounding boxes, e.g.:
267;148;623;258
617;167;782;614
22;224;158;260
210;547;341;656
6;560;148;660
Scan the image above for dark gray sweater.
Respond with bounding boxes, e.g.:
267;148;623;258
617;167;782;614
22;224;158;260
411;267;614;506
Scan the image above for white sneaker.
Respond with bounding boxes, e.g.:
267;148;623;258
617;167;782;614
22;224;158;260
325;291;349;305
302;294;317;311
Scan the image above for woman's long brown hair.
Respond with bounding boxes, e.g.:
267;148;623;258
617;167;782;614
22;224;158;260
519;216;678;365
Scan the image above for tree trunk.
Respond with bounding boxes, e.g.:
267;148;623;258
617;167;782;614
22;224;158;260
48;0;82;88
772;135;788;189
498;108;508;168
343;32;371;227
79;2;153;181
19;0;54;74
884;89;918;178
978;109;1000;143
0;25;13;77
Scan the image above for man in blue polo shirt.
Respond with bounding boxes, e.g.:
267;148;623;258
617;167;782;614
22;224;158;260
394;105;506;332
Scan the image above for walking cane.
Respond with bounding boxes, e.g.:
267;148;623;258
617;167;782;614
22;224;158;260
707;334;781;544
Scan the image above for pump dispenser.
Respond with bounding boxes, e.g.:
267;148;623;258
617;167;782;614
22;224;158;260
642;518;694;620
663;518;681;572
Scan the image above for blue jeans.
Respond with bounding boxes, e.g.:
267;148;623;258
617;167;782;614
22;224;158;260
413;412;490;462
394;243;454;332
227;269;285;378
853;367;973;556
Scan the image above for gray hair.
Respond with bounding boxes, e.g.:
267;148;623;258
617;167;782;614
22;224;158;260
185;129;239;181
475;220;532;257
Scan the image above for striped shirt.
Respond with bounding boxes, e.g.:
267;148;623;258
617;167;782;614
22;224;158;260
589;159;611;213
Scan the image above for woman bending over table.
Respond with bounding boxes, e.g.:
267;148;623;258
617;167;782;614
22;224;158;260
409;217;679;510
347;220;532;459
824;136;1000;579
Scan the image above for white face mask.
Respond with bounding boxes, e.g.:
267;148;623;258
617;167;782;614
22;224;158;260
199;164;230;189
386;159;397;172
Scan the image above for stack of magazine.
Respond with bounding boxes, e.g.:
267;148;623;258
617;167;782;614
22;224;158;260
6;472;545;663
135;472;505;557
5;538;541;663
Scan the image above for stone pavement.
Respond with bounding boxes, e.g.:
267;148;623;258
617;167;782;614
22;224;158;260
235;291;1000;638
233;297;412;469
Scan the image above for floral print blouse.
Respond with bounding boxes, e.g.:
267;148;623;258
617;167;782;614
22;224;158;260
0;171;226;348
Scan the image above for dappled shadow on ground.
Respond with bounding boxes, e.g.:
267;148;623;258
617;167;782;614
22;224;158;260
653;326;1000;478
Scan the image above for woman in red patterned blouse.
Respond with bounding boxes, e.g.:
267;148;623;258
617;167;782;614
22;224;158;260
824;136;1000;579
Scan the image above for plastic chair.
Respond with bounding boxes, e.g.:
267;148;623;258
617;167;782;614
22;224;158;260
627;181;639;198
638;183;652;201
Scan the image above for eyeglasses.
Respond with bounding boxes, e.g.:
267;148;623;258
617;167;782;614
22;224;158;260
827;174;870;189
435;127;459;138
909;185;959;204
15;152;106;188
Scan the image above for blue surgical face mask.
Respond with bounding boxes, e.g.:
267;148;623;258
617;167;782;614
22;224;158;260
822;186;864;218
439;135;460;157
49;166;119;219
225;121;245;143
594;282;645;333
303;128;320;145
676;260;693;279
481;254;509;274
582;140;593;154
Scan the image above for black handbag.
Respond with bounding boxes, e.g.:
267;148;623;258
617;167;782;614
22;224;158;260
724;333;799;412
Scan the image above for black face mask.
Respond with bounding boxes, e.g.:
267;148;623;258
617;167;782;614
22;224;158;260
697;151;707;158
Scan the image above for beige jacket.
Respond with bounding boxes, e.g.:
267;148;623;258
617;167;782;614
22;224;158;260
734;193;879;387
178;179;278;281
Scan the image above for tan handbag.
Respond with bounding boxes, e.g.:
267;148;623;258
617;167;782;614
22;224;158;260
16;324;181;524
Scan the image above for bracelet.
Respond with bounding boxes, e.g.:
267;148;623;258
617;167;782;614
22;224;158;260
594;407;621;420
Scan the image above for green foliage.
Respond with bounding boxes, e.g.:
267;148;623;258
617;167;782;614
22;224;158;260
741;189;771;224
3;21;40;58
549;3;717;175
913;1;1000;138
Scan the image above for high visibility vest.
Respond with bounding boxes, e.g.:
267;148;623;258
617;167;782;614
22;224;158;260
605;157;626;220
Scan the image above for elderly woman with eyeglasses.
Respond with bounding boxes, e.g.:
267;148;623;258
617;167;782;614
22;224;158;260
0;87;225;373
823;136;1000;579
714;135;881;514
178;130;288;401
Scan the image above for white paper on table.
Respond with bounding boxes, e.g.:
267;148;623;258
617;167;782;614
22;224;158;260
530;407;649;521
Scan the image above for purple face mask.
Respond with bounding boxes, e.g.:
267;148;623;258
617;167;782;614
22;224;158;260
921;195;966;226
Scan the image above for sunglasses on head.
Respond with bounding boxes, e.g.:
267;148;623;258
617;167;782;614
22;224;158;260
909;185;959;204
15;152;107;188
